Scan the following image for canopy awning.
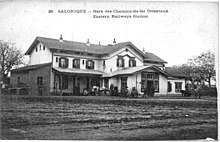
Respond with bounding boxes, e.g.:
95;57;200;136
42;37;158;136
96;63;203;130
52;67;104;76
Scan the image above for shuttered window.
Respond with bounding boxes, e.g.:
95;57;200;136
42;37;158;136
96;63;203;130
59;57;69;68
117;57;124;67
86;60;94;69
129;58;136;67
72;59;80;68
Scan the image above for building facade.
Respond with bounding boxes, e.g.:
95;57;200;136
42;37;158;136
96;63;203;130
11;36;187;96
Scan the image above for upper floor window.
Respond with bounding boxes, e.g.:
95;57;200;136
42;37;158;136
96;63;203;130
73;59;80;68
39;45;41;50
117;57;125;67
36;47;38;52
43;46;45;50
129;58;136;67
86;60;94;69
59;57;69;68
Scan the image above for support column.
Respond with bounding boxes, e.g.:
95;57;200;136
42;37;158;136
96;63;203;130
89;77;91;90
60;74;63;96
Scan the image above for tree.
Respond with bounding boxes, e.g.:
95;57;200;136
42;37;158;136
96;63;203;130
191;51;215;87
173;51;215;86
0;41;24;84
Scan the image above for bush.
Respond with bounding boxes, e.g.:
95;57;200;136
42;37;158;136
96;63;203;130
202;86;217;97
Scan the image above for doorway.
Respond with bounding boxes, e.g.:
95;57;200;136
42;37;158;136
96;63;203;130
147;80;154;96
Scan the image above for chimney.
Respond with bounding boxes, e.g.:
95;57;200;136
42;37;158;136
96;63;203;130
99;41;101;46
142;47;145;53
86;38;90;46
113;38;116;45
59;34;63;42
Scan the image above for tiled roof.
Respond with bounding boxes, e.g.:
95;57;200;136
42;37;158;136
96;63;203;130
11;62;51;72
53;67;104;75
25;36;166;63
103;65;170;77
25;37;131;55
164;67;188;78
144;52;167;63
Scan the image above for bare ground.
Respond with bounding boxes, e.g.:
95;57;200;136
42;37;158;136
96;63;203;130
0;95;217;140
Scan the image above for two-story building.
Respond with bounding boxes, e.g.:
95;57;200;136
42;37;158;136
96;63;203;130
10;36;187;96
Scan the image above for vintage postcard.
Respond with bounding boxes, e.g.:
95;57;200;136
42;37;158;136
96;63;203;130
0;0;218;140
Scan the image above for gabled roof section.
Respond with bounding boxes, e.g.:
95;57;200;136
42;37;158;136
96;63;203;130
164;67;189;78
11;62;52;72
144;52;167;63
103;65;170;77
25;37;166;64
25;37;146;57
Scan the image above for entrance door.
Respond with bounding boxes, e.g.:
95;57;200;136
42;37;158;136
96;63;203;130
147;80;154;96
73;77;80;96
121;77;127;92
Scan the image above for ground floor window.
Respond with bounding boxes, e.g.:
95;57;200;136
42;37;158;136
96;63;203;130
121;77;127;90
154;80;159;92
59;75;68;90
168;81;172;92
175;82;182;93
17;77;20;85
104;78;109;89
37;76;43;85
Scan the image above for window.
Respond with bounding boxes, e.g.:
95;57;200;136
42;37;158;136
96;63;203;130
86;60;94;69
43;46;45;50
147;74;153;80
129;58;136;67
59;75;68;90
59;57;69;68
82;60;84;65
141;73;146;92
73;59;80;68
37;77;43;85
39;45;41;50
75;52;80;55
121;77;127;90
117;57;124;67
103;60;105;66
175;82;182;93
36;47;38;52
168;82;172;92
17;77;20;85
56;57;58;62
154;80;159;92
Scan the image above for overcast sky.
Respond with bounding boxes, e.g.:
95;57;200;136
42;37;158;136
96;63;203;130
0;1;218;66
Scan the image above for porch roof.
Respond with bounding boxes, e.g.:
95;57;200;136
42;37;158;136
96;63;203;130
52;67;104;76
103;65;170;77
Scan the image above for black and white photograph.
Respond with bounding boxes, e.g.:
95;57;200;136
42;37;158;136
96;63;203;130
0;0;218;140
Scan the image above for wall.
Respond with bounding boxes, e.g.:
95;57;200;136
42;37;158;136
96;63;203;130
104;46;143;73
155;74;168;96
52;53;102;71
10;71;30;87
11;65;51;96
167;79;185;94
28;65;51;96
29;42;52;65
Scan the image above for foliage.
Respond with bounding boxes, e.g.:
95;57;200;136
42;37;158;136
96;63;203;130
0;41;24;83
172;51;215;86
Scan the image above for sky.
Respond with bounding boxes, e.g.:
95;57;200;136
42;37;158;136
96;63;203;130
0;1;218;66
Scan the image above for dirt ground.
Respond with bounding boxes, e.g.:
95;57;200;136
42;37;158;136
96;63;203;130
0;95;217;140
